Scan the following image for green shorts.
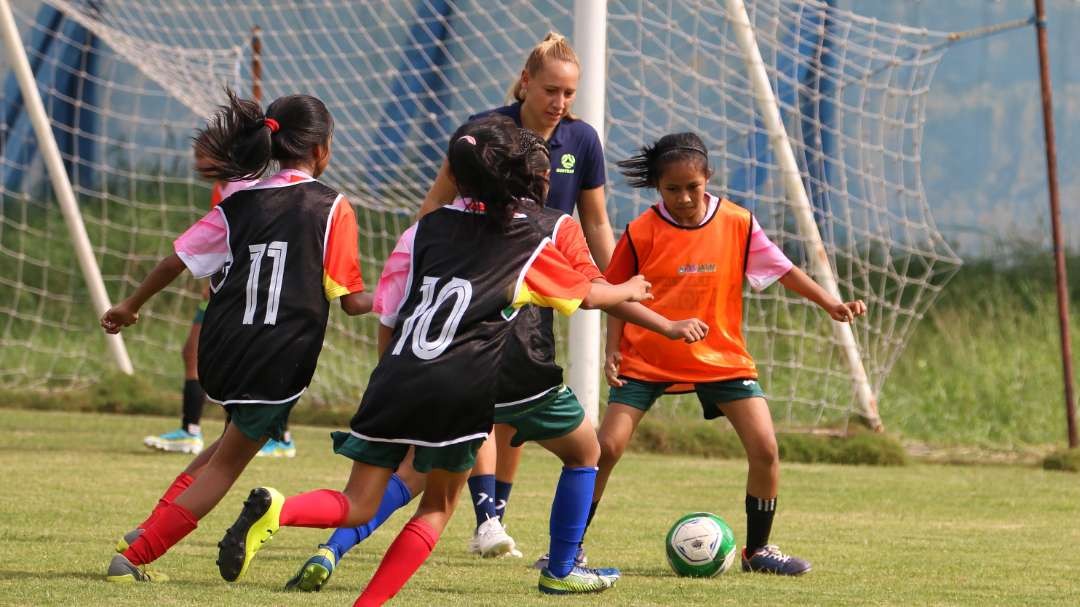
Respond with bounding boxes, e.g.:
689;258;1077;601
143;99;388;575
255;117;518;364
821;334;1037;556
224;399;296;442
608;377;766;420
330;432;484;473
192;300;208;324
494;385;586;447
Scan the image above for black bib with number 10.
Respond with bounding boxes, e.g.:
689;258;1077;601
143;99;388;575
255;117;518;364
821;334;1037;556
352;206;549;446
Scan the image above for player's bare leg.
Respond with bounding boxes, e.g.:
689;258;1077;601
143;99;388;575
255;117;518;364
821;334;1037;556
720;397;809;576
594;403;647;503
493;423;524;512
174;424;264;519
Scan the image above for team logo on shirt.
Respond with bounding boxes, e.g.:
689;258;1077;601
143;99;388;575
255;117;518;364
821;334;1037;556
677;263;716;274
556;153;576;174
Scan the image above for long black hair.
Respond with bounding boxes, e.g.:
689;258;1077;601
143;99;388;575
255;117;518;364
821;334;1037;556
446;115;530;230
193;88;334;181
517;127;551;205
616;131;711;189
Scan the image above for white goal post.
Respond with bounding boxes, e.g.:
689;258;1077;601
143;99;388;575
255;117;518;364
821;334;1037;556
0;0;131;375
725;0;879;429
567;0;606;427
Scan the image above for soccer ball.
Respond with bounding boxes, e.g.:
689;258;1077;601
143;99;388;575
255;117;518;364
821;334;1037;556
665;512;737;577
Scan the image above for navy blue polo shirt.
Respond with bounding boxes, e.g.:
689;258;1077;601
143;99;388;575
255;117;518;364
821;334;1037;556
469;102;605;215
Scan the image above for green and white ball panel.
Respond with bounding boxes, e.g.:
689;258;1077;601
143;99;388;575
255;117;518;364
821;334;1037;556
665;512;737;577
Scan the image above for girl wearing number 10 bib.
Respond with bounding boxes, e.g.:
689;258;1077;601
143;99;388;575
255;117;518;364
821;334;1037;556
215;116;651;606
99;90;372;582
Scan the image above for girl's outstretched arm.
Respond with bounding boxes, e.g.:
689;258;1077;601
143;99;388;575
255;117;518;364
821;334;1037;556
576;187;615;270
581;274;652;309
101;253;187;333
605;299;708;343
778;266;867;322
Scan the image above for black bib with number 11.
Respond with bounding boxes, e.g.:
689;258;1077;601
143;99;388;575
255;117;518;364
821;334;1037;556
198;181;339;405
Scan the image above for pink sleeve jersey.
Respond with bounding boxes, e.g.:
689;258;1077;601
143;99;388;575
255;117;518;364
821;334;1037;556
372;223;418;327
181;171;311;278
745;215;793;291
173;209;229;278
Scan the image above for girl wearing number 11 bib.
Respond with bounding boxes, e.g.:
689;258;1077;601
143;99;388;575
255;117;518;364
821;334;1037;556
99;90;372;582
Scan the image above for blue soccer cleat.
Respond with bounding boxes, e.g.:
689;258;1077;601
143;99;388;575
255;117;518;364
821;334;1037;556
143;428;203;454
256;438;296;458
284;545;337;592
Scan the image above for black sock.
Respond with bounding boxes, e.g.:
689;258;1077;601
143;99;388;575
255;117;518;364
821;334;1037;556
585;500;600;528
745;494;777;555
579;500;601;545
181;379;205;434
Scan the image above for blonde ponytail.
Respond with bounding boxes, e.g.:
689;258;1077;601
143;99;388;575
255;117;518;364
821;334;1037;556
507;32;580;119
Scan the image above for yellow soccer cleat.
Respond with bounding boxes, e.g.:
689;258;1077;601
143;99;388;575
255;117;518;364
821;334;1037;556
115;528;142;553
216;487;284;582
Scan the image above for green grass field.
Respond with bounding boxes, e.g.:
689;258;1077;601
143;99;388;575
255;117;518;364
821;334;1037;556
1;409;1078;606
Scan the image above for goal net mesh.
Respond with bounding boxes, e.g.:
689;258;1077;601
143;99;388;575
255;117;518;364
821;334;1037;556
0;0;960;428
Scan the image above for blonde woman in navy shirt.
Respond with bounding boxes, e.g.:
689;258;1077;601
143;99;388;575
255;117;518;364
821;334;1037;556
424;32;615;559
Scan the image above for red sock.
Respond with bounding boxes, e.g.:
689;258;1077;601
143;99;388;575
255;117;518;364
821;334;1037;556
279;489;350;528
123;501;198;566
354;518;439;607
138;472;195;529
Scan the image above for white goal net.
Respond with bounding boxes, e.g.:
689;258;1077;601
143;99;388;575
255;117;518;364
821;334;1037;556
0;0;960;428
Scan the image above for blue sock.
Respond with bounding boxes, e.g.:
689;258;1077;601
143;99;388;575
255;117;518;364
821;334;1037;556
547;466;597;578
324;473;413;561
467;474;497;528
495;480;513;522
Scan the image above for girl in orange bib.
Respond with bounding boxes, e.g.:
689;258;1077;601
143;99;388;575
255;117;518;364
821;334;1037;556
588;132;866;576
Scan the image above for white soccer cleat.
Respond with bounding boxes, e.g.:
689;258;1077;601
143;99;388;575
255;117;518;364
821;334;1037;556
468;517;517;558
497;525;523;558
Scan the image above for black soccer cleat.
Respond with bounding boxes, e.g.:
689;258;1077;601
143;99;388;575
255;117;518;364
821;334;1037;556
216;487;283;582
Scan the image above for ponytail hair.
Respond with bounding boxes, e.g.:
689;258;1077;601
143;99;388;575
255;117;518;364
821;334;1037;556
616;132;711;189
517;127;551;204
507;32;580;119
193;88;334;181
447;115;529;230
